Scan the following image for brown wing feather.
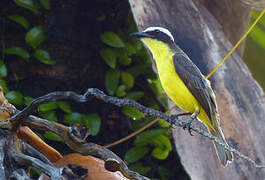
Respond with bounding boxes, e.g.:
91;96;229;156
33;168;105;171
173;53;217;123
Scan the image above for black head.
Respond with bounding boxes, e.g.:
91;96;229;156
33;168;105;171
131;27;176;47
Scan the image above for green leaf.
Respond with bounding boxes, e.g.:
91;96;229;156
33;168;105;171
121;72;134;90
25;26;45;49
44;131;64;142
116;85;126;97
100;32;125;48
127;65;150;78
105;69;120;95
250;25;265;51
134;129;167;146
160;96;168;109
152;147;169;160
83;113;101;136
125;91;144;101
4;47;30;61
0;80;9;93
148;79;164;96
0;61;7;78
124;43;136;56
150;135;172;151
40;111;58;122
100;48;116;69
39;102;58;112
158;119;170;128
5;91;23;105
118;54;131;66
125;146;149;163
129;162;151;175
24;96;34;106
122;107;145;120
57;102;72;113
116;49;131;66
39;0;50;9
8;15;30;29
64;112;83;124
34;49;55;65
14;0;40;14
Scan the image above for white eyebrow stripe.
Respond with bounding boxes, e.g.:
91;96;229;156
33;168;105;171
143;27;175;42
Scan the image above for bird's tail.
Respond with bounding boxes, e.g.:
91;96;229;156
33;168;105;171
209;128;233;166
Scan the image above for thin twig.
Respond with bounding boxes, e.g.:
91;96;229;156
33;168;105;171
7;88;265;168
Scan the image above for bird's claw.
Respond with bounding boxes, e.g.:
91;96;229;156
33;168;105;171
183;121;193;136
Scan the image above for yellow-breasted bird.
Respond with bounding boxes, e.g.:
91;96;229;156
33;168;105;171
131;27;233;166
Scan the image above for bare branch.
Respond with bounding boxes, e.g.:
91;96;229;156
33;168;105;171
9;150;62;180
7;88;265;169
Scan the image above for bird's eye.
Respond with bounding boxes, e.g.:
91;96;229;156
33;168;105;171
154;30;160;33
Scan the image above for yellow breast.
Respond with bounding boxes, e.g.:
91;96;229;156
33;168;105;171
142;38;213;129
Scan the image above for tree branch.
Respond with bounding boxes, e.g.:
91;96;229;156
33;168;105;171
7;88;265;168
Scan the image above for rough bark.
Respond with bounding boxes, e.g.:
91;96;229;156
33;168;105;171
200;0;251;57
128;0;265;179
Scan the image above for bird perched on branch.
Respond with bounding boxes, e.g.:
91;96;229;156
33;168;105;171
131;27;233;166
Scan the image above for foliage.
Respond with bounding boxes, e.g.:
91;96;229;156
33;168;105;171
2;1;176;179
243;10;265;90
2;0;101;144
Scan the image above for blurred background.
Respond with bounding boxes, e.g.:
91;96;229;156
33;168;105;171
0;0;264;179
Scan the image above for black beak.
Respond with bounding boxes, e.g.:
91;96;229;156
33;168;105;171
130;32;152;38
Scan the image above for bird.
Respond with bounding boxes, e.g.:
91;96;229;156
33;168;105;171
131;27;233;166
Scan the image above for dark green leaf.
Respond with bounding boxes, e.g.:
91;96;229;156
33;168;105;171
5;91;23;105
44;132;64;142
118;54;131;66
121;72;134;90
64;112;83;124
24;96;34;106
4;47;30;61
57;102;72;113
127;65;150;78
125;91;144;101
124;43;136;56
100;48;116;69
0;80;9;93
134;129;167;146
40;111;58;122
34;49;55;65
116;48;131;66
83;113;101;136
8;15;30;29
25;26;45;49
0;61;7;78
105;69;120;95
125;146;149;163
39;0;50;9
152;147;169;160
158;166;171;179
116;85;126;97
148;79;164;96
14;0;40;14
129;162;151;175
100;32;125;48
39;102;58;112
160;96;168;109
122;107;145;120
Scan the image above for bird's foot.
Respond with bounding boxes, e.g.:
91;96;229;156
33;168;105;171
183;120;193;136
183;111;199;136
170;113;191;126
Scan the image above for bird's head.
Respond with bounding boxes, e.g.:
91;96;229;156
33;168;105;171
131;27;176;56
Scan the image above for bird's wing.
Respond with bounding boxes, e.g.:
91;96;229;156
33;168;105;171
173;53;218;123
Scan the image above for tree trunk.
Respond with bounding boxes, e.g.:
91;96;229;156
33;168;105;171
128;0;265;179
